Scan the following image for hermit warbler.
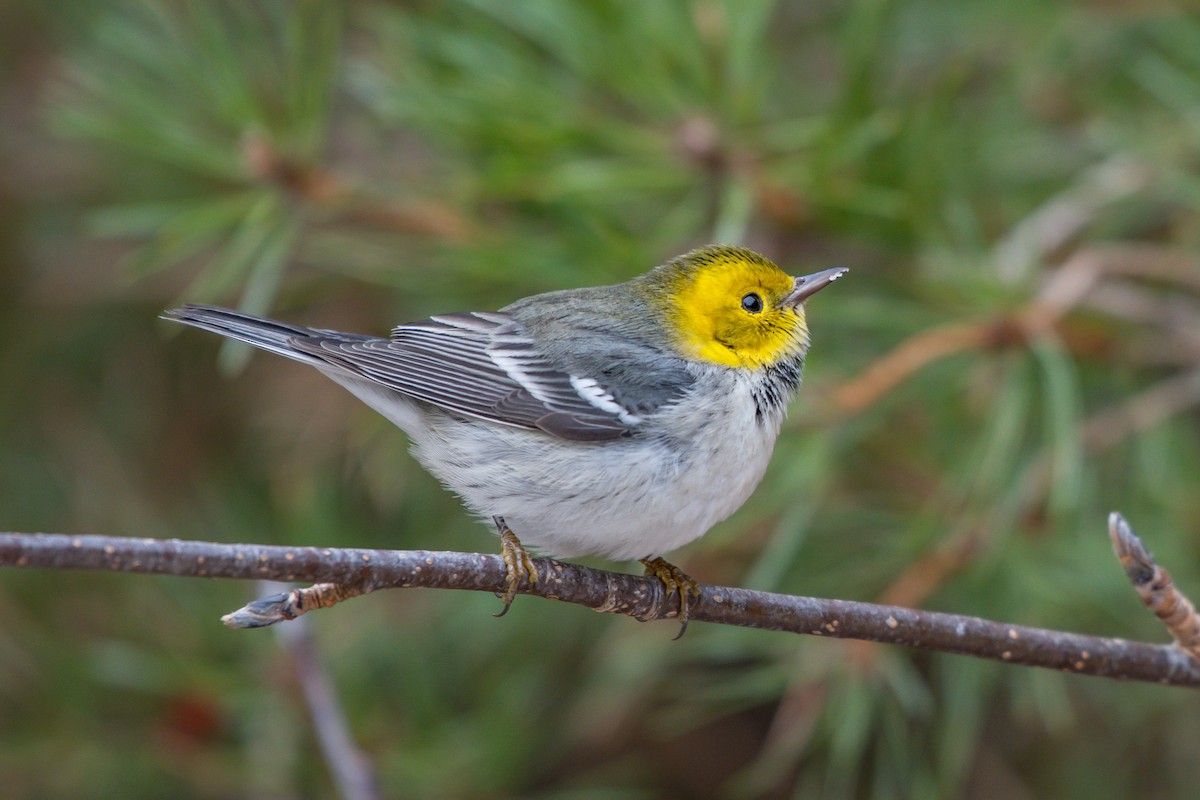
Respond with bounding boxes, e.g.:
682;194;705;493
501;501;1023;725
165;245;844;633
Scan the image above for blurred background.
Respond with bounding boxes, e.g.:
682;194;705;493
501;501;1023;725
3;1;1200;797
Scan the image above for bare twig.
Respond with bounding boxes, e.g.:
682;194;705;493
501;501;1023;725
3;526;1200;687
1109;514;1200;661
994;156;1150;281
820;321;995;416
1081;366;1200;453
227;581;375;628
817;252;1100;417
818;242;1200;420
241;131;475;239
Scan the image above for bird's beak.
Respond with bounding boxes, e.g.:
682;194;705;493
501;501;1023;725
784;267;848;306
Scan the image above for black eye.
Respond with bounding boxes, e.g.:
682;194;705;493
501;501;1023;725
741;292;763;314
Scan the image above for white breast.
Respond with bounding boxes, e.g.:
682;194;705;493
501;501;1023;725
408;369;785;562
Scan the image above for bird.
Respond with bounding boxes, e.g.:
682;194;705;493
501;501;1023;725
164;244;845;635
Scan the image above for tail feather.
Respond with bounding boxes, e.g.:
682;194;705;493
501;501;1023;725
165;304;428;433
162;304;333;365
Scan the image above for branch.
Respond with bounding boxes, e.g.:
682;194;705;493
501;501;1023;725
1110;513;1200;660
816;241;1200;420
2;516;1199;687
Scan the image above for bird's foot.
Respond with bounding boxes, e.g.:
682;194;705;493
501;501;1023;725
494;516;538;617
640;557;701;639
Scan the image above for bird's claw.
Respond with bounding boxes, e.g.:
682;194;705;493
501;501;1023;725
640;557;701;639
494;516;538;617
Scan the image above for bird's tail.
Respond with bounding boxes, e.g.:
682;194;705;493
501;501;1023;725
162;304;330;365
164;304;426;433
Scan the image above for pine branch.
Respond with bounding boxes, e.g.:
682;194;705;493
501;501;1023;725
2;513;1199;687
1110;513;1200;659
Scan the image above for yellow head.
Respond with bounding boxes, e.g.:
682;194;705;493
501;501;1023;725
650;245;845;369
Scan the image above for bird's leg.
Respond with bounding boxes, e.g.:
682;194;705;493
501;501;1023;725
639;557;702;639
493;516;538;617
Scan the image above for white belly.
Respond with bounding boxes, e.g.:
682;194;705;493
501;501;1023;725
407;373;784;561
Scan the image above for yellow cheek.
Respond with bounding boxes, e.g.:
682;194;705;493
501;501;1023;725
685;332;744;368
666;258;808;368
726;313;808;369
674;304;808;369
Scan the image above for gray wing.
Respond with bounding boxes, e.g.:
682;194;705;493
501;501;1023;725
165;305;642;441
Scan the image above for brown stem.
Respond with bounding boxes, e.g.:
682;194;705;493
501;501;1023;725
1109;513;1200;661
3;526;1200;687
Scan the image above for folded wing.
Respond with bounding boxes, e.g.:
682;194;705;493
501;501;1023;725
165;305;643;441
